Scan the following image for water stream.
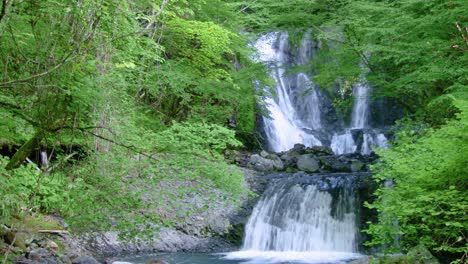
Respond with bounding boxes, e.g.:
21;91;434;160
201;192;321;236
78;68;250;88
115;31;385;264
257;32;323;152
225;31;382;263
257;31;387;155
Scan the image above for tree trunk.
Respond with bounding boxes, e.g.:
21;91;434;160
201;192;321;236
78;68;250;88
5;132;42;170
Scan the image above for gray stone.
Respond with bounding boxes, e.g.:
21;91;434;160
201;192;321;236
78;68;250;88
249;154;284;171
260;150;269;158
297;155;320;172
145;260;167;264
304;145;334;156
28;248;53;261
59;255;72;264
351;160;365;172
320;156;351;172
292;144;305;153
41;240;59;252
349;256;372;264
72;256;99;264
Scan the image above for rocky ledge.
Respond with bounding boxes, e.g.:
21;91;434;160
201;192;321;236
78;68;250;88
226;143;378;173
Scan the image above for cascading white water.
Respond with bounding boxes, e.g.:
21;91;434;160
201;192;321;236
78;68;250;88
243;181;357;252
256;32;322;152
351;83;369;129
331;80;388;155
225;177;362;263
330;133;357;155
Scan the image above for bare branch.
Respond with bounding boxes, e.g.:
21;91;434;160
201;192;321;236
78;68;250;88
238;0;258;13
83;130;161;162
0;52;76;87
455;22;468;47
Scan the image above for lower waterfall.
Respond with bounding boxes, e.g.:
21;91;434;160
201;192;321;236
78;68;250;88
225;175;362;264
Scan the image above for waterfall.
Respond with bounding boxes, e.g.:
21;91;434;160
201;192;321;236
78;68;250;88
256;31;387;155
351;83;369;129
256;32;322;152
225;175;362;263
224;31;393;263
331;80;388;155
242;181;357;252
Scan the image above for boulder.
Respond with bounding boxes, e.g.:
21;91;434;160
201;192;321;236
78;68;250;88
349;256;372;264
28;248;53;261
351;160;365;172
303;145;334;156
406;244;439;264
249;154;284;172
320;156;351;172
297;155;320;173
72;256;100;264
292;144;306;153
145;260;167;264
41;240;59;252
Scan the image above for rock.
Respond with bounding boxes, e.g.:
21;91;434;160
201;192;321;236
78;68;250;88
28;248;53;261
349;256;373;264
146;260;167;264
351;160;365;172
303;145;334;156
4;230;29;252
249;154;284;171
72;256;100;264
281;155;298;168
42;240;59;252
406;244;439;264
260;150;269;158
59;255;72;264
292;144;305;153
297;155;320;172
320;156;352;172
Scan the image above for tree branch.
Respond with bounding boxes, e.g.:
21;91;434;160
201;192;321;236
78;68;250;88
0;52;75;87
0;0;11;25
82;130;161;162
238;0;258;13
0;100;40;127
111;0;169;43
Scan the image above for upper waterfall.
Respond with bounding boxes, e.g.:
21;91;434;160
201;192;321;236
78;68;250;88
255;30;389;155
351;82;370;129
256;32;323;152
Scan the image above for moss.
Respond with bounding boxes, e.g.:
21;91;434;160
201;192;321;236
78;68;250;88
222;224;244;246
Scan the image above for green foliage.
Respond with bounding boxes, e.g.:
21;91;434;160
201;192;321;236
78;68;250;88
228;0;347;32
0;154;145;232
0;0;255;236
310;0;468;113
156;122;242;156
365;89;468;257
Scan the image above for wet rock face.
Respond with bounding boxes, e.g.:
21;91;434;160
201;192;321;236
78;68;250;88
248;154;284;171
232;144;377;174
297;154;320;172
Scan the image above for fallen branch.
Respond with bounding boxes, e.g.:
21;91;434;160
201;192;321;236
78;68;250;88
37;230;69;235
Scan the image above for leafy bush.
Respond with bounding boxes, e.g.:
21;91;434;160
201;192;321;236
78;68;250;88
365;93;468;260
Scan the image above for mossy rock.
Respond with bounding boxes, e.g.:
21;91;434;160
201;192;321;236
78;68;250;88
406;245;439;264
222;224;244;246
377;245;439;264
